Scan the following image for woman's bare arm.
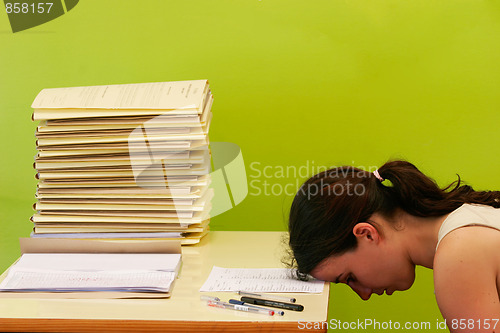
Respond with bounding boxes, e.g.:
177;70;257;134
434;226;500;333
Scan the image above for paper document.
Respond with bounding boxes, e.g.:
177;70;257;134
32;80;208;110
30;232;182;239
199;266;324;293
0;253;181;293
12;253;181;271
0;269;176;292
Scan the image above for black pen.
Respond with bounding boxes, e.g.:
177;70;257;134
240;296;304;312
238;291;296;303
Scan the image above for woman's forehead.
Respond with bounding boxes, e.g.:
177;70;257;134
310;254;348;281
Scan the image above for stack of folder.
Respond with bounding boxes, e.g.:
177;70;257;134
30;80;213;245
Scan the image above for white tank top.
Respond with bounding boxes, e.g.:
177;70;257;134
436;203;500;249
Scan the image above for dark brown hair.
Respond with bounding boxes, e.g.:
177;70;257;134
287;160;500;280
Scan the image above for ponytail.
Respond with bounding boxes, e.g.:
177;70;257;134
287;160;500;279
376;160;500;216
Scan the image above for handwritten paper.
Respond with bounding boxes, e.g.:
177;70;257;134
199;266;324;293
0;253;181;293
11;253;181;272
0;269;176;292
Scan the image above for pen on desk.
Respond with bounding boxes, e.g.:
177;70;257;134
229;299;285;316
200;295;220;302
206;300;274;316
240;296;304;312
238;291;296;303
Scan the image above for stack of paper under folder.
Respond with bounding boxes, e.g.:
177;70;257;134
0;238;183;299
30;80;213;245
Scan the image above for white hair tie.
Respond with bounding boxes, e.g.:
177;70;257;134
373;169;384;182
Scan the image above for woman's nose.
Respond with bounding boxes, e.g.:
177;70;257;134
347;280;372;300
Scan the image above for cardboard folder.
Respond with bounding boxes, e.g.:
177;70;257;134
0;238;182;299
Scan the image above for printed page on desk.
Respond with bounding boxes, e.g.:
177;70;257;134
0;253;181;294
199;266;324;293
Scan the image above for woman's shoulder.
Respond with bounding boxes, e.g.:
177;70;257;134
433;225;500;322
435;222;500;270
435;204;500;261
435;224;500;260
434;221;500;292
436;204;500;248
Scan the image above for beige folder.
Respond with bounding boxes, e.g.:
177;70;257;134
33;219;209;233
34;150;207;170
32;80;210;120
37;175;209;188
31;209;210;224
0;238;181;299
36;139;208;155
34;189;212;211
38;110;213;132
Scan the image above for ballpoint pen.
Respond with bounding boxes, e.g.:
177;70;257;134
200;295;220;302
238;291;296;303
206;300;274;316
229;299;285;316
240;296;304;312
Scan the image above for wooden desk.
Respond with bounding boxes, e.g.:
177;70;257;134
0;231;330;332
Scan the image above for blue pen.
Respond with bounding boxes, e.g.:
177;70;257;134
229;299;285;316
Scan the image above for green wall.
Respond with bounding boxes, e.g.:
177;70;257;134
1;1;499;331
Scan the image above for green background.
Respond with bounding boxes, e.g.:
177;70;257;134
1;1;499;331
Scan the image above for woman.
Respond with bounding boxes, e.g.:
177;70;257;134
287;160;500;332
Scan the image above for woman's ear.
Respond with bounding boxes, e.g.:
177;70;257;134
352;223;381;243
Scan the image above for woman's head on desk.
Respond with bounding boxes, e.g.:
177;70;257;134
286;159;500;300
